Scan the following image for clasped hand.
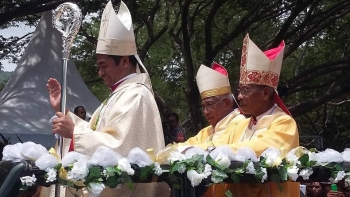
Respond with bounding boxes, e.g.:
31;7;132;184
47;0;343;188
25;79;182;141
52;112;74;138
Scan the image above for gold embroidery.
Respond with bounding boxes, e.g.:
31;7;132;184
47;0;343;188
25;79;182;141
200;86;231;99
92;92;117;131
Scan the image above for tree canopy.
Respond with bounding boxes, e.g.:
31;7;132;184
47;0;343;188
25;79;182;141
1;0;350;150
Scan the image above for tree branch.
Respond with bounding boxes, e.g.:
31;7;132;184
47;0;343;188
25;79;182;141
287;57;350;89
290;79;350;117
327;99;350;106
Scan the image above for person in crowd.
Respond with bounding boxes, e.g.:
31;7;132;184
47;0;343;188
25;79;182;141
164;112;185;144
73;106;86;120
343;180;350;197
42;1;169;196
307;182;323;197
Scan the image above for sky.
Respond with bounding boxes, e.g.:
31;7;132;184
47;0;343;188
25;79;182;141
1;24;35;72
1;13;98;72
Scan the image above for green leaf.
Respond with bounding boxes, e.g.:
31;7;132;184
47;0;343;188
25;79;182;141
121;172;134;190
140;166;153;181
105;176;119;188
197;161;204;173
334;163;343;171
57;177;67;185
278;167;288;181
185;154;203;165
270;174;281;183
170;162;182;174
173;183;181;190
206;155;216;166
309;148;317;153
85;167;102;184
299;154;309;166
259;156;266;163
242;160;249;169
306;160;317;167
255;167;263;180
54;163;62;171
231;173;240;183
225;190;233;197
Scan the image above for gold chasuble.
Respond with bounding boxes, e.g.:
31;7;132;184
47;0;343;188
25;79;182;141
203;34;299;197
179;108;245;149
203;107;299;197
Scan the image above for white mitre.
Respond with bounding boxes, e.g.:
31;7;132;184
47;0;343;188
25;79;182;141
96;1;148;74
96;0;136;56
196;63;231;100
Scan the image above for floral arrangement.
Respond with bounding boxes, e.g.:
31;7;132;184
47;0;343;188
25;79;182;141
3;142;350;197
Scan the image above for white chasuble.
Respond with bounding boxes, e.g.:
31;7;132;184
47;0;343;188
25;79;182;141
41;73;169;197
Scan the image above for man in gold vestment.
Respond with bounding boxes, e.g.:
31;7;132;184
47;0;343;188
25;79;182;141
178;62;245;150
41;1;169;197
203;34;300;197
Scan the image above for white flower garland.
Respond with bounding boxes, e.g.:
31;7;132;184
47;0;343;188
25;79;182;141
3;142;350;195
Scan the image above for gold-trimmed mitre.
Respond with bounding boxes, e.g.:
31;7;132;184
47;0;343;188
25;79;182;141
196;63;231;100
239;34;285;89
96;1;137;56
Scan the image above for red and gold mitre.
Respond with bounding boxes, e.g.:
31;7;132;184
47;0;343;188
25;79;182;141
196;63;231;100
239;34;285;89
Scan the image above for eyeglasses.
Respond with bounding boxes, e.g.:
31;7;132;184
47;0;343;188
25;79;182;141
200;99;225;112
237;87;264;96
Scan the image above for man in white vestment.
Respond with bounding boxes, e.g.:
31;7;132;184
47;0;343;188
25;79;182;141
41;1;169;196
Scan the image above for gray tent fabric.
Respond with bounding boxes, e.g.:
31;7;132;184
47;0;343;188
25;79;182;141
0;11;101;148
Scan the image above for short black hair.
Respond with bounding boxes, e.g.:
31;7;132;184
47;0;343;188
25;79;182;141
167;112;179;122
108;55;138;67
74;106;85;114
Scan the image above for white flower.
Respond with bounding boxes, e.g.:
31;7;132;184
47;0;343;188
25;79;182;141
102;167;115;178
286;148;303;165
203;164;212;178
118;158;135;175
342;148;350;162
67;160;90;181
21;142;47;161
88;182;105;197
45;168;57;183
246;161;256;175
62;151;90;167
153;162;163;176
178;163;186;174
308;152;317;162
261;148;281;167
287;166;299;181
211;170;228;183
91;146;122;168
261;168;268;183
265;157;275;167
2;143;24;162
215;152;231;169
334;171;346;183
299;168;313;180
286;154;300;166
20;174;37;187
186;170;205;187
168;151;186;163
35;153;59;170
